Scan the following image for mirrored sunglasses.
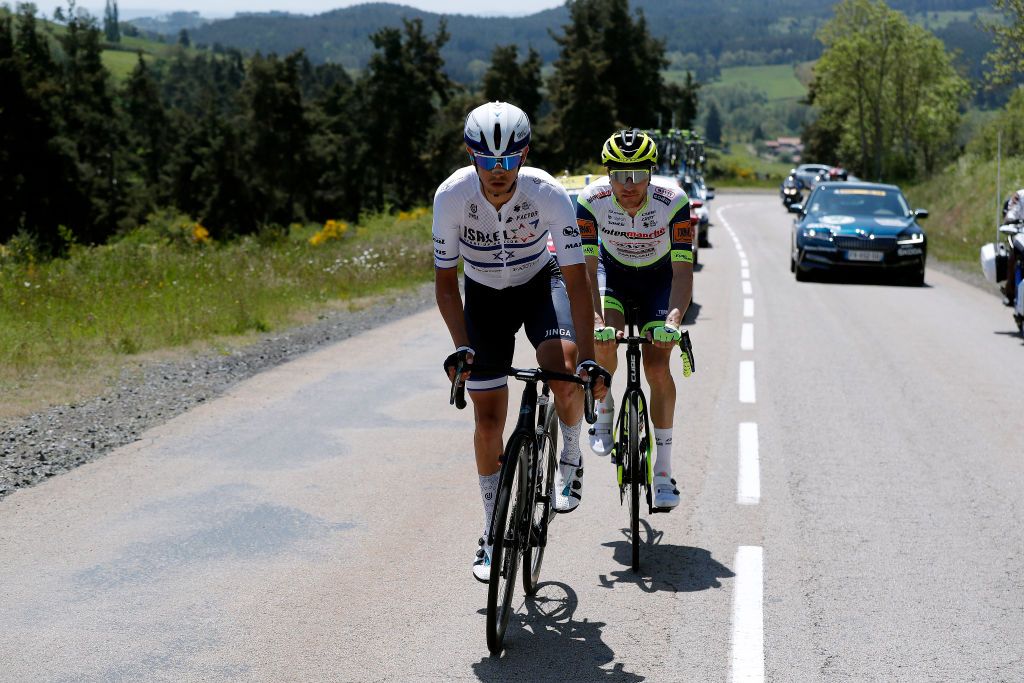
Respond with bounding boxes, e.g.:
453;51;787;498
472;153;524;171
609;168;652;184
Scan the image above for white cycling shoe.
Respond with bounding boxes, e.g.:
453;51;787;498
472;536;492;583
588;426;613;456
553;457;584;513
653;472;680;510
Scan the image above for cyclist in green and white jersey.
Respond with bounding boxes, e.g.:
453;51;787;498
576;129;694;509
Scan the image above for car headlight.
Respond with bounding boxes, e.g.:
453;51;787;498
802;228;833;241
897;231;925;245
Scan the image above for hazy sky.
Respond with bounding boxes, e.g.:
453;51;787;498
34;0;565;20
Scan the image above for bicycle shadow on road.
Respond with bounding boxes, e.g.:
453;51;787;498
596;520;734;593
471;581;644;681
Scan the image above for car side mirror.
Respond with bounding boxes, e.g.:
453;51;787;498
706;189;715;200
913;208;929;220
691;199;704;209
788;203;803;214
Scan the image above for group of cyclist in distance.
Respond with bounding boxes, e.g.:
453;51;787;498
434;101;695;582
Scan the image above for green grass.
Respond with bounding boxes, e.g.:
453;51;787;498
903;153;1024;266
101;49;154;80
0;209;434;413
706;144;794;187
712;64;807;102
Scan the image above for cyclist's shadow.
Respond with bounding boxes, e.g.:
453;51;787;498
597;520;734;593
471;581;644;681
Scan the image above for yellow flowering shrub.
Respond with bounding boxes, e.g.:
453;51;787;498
309;219;349;246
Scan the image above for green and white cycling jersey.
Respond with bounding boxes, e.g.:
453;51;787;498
576;175;693;268
432;166;584;289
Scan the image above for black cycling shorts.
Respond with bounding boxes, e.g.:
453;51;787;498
464;259;576;391
598;251;671;334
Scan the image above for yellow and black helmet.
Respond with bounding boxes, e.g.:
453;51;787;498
601;129;658;167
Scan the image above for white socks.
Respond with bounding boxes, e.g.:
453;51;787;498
559;417;583;466
479;470;500;535
654;427;673;475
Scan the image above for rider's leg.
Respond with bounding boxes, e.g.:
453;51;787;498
643;344;681;508
642;343;676;474
590;306;623;454
536;338;583;459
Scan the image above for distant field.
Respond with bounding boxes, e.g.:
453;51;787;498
713;64;807;101
911;9;998;30
101;49;154;81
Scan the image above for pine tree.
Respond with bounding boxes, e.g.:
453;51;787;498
482;45;542;124
705;101;723;144
103;0;121;43
360;18;454;208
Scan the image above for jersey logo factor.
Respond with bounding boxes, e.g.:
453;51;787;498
672;220;695;243
577;219;597;239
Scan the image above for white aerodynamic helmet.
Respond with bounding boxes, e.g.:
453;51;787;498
464;101;531;156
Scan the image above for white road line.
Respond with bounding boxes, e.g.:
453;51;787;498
739;361;756;403
741;323;754;351
740;258;749;268
741;268;751;280
737;423;760;504
742;280;753;296
731;546;765;683
744;299;754;318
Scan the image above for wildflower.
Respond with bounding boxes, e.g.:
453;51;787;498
192;223;211;244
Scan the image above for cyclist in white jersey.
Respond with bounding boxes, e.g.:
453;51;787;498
577;129;694;510
433;101;610;582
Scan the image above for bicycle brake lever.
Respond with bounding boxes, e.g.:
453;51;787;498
680;331;695;377
450;360;467;409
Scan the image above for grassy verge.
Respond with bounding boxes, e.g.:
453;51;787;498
902;154;1024;268
0;209;434;414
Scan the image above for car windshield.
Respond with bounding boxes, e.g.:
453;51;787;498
805;186;909;218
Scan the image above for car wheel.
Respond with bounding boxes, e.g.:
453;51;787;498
905;269;925;287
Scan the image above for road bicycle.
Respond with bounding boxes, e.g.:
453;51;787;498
604;311;694;572
450;360;596;654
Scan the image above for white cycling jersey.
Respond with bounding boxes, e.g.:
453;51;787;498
577;175;693;268
432;166;585;289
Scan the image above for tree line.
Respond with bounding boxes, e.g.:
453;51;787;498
0;0;700;258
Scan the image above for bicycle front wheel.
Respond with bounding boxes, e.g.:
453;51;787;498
523;404;558;595
486;437;530;654
628;397;641;572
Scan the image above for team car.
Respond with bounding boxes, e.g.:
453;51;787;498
789;182;929;285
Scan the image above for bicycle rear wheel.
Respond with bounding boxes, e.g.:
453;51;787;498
523;404;558;595
628;397;641;572
486;437;530;654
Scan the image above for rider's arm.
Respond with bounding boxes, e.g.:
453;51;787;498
666;202;695;328
432;190;469;348
560;263;598;362
576;198;603;326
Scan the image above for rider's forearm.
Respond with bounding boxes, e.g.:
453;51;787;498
586;256;603;327
561;264;598;361
666;263;693;328
435;270;470;348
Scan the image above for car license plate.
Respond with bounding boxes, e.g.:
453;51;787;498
846;250;884;262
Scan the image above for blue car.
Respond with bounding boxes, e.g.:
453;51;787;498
789;182;929;285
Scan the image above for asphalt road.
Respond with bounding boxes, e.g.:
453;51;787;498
1;192;1022;682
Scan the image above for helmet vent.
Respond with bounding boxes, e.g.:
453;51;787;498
493;123;502;154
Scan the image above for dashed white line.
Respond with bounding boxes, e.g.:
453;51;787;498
742;280;753;296
741;258;749;268
737;423;760;504
739;361;756;403
731;546;765;683
741;268;751;280
743;299;754;318
741;323;754;351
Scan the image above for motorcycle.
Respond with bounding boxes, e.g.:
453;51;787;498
980;222;1024;335
780;174;803;208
